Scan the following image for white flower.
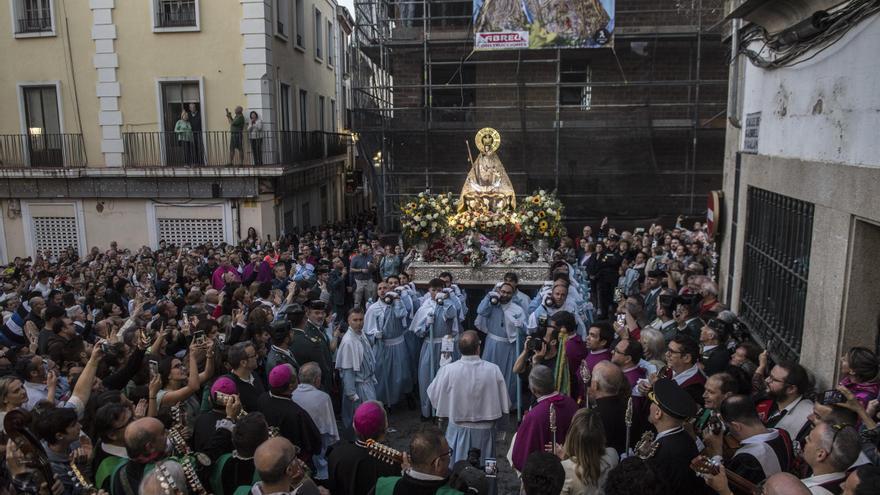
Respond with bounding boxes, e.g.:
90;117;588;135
539;189;546;196
420;221;427;227
413;215;421;222
526;211;534;217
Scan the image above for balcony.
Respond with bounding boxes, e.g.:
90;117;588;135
15;16;52;34
0;134;85;168
122;130;348;168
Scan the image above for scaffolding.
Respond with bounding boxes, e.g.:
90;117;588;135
352;0;729;231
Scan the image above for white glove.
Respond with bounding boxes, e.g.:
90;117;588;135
386;290;400;299
487;291;500;299
442;287;453;295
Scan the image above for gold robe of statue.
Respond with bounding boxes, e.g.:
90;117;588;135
459;128;517;213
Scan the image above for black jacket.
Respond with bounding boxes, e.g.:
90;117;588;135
327;441;400;495
256;392;323;463
595;396;628;454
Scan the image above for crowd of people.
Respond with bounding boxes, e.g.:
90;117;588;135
0;213;878;495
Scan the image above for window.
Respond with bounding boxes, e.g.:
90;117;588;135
22;85;62;167
318;96;325;131
32;216;79;254
314;9;323;61
12;0;54;36
327;20;334;67
739;187;814;362
275;0;289;39
299;90;308;131
560;62;592;110
279;83;292;131
295;0;304;48
160;82;201;165
330;99;336;132
153;0;199;31
158;218;224;246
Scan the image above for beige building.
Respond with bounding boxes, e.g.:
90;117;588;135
719;0;880;385
0;0;365;262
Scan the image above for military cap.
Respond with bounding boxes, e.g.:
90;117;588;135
649;378;699;420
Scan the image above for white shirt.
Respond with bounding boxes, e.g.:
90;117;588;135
801;472;846;495
427;355;510;423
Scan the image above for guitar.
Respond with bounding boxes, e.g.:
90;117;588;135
365;439;404;466
4;409;54;487
690;455;759;495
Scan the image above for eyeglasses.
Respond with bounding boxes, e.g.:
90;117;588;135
431;448;454;464
666;347;684;355
765;375;788;385
825;423;853;458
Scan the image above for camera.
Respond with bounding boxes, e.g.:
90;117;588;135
193;330;207;346
100;341;116;357
820;389;845;405
526;336;545;353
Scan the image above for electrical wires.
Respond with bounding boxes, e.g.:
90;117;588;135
738;0;880;70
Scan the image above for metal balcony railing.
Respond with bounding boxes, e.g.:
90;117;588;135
0;134;86;168
122;130;348;167
16;16;52;33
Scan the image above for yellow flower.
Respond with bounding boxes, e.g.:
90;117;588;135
422;232;429;238
538;211;546;218
532;197;541;204
456;225;464;232
539;220;549;231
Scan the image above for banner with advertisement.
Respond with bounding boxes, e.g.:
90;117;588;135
473;0;615;50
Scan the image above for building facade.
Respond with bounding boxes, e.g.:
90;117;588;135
0;0;360;262
352;0;729;231
719;0;880;385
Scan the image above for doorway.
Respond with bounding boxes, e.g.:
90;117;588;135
22;85;61;167
841;219;880;358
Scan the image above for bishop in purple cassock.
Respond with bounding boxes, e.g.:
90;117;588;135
509;364;579;472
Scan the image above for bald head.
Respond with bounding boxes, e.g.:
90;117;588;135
124;417;166;460
254;437;297;484
529;365;555;397
762;472;811;495
458;330;480;356
593;360;627;396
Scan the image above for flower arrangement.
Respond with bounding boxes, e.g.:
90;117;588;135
448;209;520;240
400;189;565;264
517;190;564;241
399;192;455;243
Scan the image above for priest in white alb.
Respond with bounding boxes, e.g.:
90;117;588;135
427;330;510;466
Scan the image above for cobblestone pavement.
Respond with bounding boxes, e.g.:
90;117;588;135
380;405;523;494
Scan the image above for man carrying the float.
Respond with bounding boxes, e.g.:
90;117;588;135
410;278;460;420
475;281;527;407
364;280;413;410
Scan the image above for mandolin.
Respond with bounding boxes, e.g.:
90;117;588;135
3;409;54;487
690;455;759;495
69;462;99;495
365;439;404;466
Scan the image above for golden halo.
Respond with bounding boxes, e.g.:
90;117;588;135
475;127;501;154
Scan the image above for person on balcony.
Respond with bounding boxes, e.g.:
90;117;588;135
174;110;195;166
248;111;264;166
226;106;245;166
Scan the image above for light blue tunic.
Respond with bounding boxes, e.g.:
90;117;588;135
337;330;378;438
411;301;458;417
476;295;525;405
368;300;414;406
